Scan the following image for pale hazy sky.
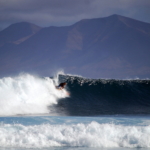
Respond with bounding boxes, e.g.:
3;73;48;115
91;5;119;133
0;0;150;30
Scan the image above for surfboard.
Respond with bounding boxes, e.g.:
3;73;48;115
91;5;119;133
56;86;70;95
55;86;62;90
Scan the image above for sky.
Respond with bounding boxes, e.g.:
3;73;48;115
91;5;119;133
0;0;150;30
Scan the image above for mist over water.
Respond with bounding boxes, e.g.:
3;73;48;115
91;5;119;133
0;73;67;116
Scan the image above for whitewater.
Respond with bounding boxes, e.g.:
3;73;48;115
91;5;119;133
0;73;150;150
0;116;150;149
0;73;68;116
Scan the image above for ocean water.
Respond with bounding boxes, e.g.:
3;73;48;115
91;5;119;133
0;73;150;150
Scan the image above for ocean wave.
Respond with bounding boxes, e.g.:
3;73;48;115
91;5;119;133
54;74;150;115
0;72;150;116
0;122;150;148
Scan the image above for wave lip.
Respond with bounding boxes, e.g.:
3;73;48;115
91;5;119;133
0;122;150;148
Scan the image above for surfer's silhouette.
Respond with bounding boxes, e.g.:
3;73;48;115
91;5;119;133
56;82;67;90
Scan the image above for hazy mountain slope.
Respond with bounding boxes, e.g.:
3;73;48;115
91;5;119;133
0;15;150;78
0;22;41;47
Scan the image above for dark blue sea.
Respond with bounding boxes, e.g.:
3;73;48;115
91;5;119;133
0;73;150;150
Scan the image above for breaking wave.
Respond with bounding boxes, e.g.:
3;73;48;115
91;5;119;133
0;121;150;148
0;72;150;116
0;73;68;116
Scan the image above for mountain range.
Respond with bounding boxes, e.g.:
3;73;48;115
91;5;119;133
0;14;150;78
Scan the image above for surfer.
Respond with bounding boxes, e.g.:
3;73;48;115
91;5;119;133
56;82;67;90
56;82;70;95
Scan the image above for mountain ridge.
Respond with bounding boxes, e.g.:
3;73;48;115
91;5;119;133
0;14;150;78
0;22;42;46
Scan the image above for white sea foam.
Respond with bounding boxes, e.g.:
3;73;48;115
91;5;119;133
0;73;68;116
0;122;150;148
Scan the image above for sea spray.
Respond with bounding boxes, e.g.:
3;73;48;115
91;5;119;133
0;73;68;116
